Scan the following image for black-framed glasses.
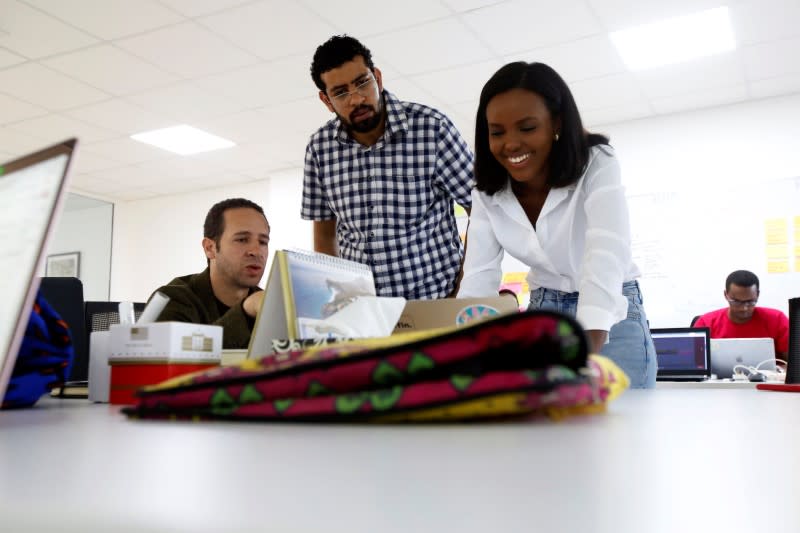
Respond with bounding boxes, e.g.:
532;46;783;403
329;74;376;103
726;298;758;308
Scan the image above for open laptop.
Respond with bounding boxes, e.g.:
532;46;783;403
392;296;520;333
710;337;776;379
0;139;78;402
651;327;711;381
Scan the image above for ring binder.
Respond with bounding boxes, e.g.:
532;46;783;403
247;250;376;358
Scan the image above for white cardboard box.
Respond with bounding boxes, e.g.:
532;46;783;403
109;322;222;362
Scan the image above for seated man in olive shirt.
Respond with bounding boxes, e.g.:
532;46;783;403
153;198;269;348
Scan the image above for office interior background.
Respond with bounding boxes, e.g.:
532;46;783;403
2;0;799;328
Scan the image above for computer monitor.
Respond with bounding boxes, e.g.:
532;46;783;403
0;139;78;401
786;297;800;384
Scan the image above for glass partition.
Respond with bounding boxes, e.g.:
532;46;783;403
45;193;113;300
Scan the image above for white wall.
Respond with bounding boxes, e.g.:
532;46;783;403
110;92;800;326
47;204;113;301
110;174;311;302
603;92;800;326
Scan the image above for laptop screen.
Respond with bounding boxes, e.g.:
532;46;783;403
651;327;711;379
0;139;78;401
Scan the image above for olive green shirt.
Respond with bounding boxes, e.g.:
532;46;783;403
153;268;260;349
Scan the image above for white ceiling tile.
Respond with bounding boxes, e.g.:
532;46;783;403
634;53;745;100
198;0;337;61
0;63;109;110
24;0;184;40
440;0;506;12
194;56;313;109
0;0;97;58
410;59;503;105
1;0;796;203
0;47;25;68
742;37;800;81
111;188;162;201
83;137;171;165
64;99;174;136
730;0;800;46
158;0;252;17
117;21;260;78
125;82;247;122
135;156;228;181
0;126;50;156
258;97;332;138
650;84;749;115
586;0;725;32
43;45;179;95
193;140;302;173
301;0;451;36
151;171;254;196
5;114;118;144
70;151;129;174
581;102;653;128
369;18;494;75
383;78;443;110
749;73;800;100
504;34;626;83
462;0;601;55
192;110;275;144
450;99;480;121
74;168;142;191
570;73;647;111
0;92;49;124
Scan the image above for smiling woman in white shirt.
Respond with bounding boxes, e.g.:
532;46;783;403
458;61;657;388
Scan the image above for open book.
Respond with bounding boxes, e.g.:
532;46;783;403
247;250;379;358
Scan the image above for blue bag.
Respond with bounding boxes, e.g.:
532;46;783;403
2;292;74;408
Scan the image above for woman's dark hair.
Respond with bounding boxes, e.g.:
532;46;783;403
474;61;609;195
311;35;375;92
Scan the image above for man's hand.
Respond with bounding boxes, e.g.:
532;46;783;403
242;291;265;318
313;219;338;256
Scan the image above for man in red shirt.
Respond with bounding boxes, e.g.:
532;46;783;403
694;270;789;358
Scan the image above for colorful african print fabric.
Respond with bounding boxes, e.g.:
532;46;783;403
2;292;74;409
123;310;629;422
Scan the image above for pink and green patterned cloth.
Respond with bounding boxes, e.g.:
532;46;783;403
123;310;628;422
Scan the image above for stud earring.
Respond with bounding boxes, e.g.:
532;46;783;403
554;133;560;142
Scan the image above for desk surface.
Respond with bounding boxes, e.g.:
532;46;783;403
1;390;798;533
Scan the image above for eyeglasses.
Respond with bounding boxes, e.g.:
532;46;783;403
329;74;376;103
726;298;758;308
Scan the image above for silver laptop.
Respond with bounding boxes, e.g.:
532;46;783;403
710;337;776;379
0;139;78;402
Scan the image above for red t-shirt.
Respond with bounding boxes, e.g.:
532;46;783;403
693;307;789;354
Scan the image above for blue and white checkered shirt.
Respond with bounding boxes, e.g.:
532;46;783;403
302;90;474;299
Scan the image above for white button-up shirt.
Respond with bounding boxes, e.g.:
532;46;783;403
458;145;640;331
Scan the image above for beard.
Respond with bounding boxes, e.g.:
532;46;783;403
341;99;384;134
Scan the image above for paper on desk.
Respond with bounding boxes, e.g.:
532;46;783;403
296;296;406;338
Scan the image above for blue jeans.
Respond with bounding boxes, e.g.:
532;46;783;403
529;280;657;389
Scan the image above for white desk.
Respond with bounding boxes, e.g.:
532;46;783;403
1;390;798;533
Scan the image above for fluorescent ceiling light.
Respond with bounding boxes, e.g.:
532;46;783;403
610;6;736;71
130;125;235;155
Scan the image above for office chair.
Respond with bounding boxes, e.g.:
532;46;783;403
84;302;146;341
690;315;701;327
38;277;88;382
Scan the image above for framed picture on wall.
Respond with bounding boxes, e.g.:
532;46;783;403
46;251;80;278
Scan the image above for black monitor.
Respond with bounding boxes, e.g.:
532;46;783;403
786;297;800;384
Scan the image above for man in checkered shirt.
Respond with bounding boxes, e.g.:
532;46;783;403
302;35;474;300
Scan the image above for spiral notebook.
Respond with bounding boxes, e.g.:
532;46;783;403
247;250;376;358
